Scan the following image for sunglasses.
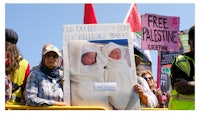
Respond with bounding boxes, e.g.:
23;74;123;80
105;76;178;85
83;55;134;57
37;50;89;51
45;54;58;59
143;77;153;81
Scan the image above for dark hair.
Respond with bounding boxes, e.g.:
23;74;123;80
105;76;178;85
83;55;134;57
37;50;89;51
188;25;195;41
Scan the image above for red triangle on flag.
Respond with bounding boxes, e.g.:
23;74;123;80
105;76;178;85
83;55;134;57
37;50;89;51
124;4;141;32
84;3;97;24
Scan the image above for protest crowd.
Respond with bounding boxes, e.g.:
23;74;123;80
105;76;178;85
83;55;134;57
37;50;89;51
5;4;195;110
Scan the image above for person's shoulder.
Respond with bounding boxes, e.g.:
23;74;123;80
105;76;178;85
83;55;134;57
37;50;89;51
175;52;194;62
184;51;190;56
31;65;40;72
19;55;29;64
184;52;194;59
18;56;30;70
29;66;43;78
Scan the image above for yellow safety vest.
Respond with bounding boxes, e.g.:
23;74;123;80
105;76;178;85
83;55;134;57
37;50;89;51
169;90;194;110
6;56;29;105
169;55;195;110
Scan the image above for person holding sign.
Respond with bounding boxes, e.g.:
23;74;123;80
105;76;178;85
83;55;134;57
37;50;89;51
24;44;67;106
68;40;112;109
140;70;161;107
169;25;195;110
102;42;137;110
133;55;158;108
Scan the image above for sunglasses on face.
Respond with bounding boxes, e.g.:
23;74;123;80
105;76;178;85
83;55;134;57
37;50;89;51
144;77;153;81
45;53;58;59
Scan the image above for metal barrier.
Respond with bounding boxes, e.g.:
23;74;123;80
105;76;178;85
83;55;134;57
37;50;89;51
5;105;108;110
6;104;168;110
140;108;168;110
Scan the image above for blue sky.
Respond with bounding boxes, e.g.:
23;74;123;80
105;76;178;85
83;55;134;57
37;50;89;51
5;3;195;79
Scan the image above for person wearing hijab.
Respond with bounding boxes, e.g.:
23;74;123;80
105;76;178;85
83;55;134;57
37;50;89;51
24;44;67;106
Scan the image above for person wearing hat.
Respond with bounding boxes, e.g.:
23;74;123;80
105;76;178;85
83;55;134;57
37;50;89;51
5;28;30;105
24;44;67;106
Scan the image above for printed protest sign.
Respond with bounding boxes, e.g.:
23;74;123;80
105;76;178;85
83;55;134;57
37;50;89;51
63;23;140;110
179;33;190;53
157;49;183;92
142;13;180;51
160;64;171;92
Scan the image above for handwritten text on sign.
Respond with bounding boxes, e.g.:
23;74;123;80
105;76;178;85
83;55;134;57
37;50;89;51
142;13;180;51
63;24;131;41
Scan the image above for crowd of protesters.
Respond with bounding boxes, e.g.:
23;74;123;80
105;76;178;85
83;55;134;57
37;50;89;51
5;25;195;110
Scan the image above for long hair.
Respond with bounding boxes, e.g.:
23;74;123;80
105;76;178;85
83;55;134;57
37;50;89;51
5;41;21;78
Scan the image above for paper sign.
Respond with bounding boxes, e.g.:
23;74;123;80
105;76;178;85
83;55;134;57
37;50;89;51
94;82;117;91
142;13;180;51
